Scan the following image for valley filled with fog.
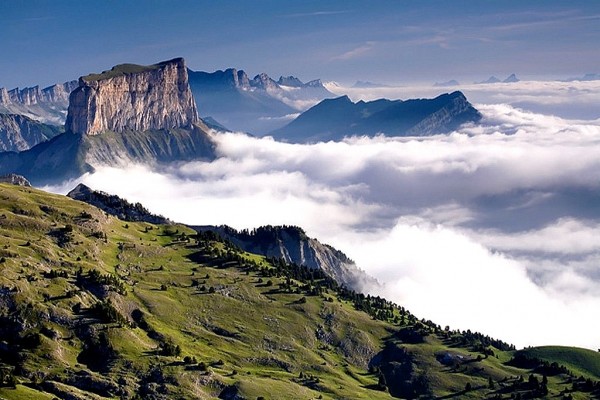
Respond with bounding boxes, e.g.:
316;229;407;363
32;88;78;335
47;81;600;350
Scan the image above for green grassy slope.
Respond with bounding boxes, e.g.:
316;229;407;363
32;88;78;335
0;183;598;399
517;346;600;380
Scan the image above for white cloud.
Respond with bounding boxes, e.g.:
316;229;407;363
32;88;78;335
330;42;376;61
45;102;600;350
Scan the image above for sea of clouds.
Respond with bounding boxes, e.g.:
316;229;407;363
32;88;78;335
47;81;600;350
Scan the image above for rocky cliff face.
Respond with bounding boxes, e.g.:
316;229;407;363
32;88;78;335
0;173;31;186
0;113;63;152
194;225;378;290
65;58;199;135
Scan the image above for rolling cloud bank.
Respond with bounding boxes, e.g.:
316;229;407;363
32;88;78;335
47;95;600;350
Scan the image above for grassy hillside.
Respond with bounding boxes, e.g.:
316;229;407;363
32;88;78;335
516;346;600;381
0;183;598;399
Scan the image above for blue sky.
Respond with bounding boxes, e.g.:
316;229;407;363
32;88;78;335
1;0;599;88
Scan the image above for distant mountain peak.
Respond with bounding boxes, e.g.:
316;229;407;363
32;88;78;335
251;73;279;90
271;91;481;143
65;58;199;135
304;79;325;88
352;80;388;88
433;79;460;87
277;76;304;87
503;73;520;83
478;76;501;84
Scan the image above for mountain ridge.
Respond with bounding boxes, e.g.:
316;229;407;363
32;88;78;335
187;67;335;134
0;183;598;399
66;58;199;135
271;91;481;143
0;113;63;152
193;224;378;290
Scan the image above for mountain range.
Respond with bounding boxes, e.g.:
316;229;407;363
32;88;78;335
477;74;520;84
271;91;481;143
0;68;335;137
188;68;335;134
0;58;484;183
0;80;78;125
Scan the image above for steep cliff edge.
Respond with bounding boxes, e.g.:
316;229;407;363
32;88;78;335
0;58;215;185
65;58;199;135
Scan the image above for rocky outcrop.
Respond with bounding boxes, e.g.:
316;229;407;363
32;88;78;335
65;58;199;135
0;113;63;152
67;183;170;224
194;225;377;290
0;173;31;186
251;73;279;91
0;58;216;185
277;76;304;87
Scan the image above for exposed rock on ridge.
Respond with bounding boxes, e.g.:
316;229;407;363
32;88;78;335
0;173;31;186
65;58;199;135
0;81;78;125
194;225;378;290
0;81;78;106
0;113;63;152
67;183;170;224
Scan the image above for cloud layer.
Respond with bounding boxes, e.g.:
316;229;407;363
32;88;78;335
46;103;600;349
326;79;600;120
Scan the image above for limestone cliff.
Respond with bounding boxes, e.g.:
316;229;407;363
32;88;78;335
65;58;199;135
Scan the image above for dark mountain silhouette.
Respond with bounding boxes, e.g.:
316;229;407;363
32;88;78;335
271;91;481;143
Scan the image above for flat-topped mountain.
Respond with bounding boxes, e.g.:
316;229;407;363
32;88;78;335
66;58;199;135
271;91;481;143
0;58;215;185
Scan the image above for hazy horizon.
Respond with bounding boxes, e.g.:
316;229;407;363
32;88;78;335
1;0;599;89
